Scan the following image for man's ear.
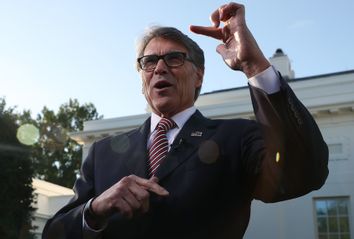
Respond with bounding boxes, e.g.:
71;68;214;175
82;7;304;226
142;81;145;94
141;76;147;95
195;68;204;87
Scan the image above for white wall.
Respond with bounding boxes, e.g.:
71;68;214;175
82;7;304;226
31;179;74;238
245;114;354;239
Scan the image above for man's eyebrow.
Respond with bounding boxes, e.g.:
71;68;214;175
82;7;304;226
143;49;186;55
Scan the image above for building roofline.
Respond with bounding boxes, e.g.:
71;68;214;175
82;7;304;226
201;69;354;96
292;69;354;81
32;178;74;197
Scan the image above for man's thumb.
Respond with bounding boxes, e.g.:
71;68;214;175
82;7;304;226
216;44;234;67
149;176;159;183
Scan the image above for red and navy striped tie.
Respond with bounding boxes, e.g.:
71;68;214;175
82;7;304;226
148;118;176;176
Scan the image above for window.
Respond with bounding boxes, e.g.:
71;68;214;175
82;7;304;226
314;197;351;239
326;136;350;161
328;143;348;161
328;144;343;155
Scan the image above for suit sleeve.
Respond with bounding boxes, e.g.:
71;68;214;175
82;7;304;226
245;75;329;203
42;142;97;239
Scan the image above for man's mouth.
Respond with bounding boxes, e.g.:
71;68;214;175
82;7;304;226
154;81;173;89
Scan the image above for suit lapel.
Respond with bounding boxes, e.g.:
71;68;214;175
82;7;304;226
123;117;150;178
155;110;217;181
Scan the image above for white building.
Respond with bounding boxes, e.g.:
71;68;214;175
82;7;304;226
68;50;354;239
32;178;74;239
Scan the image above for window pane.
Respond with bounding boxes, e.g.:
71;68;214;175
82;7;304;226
318;217;328;233
318;234;328;239
329;217;339;232
329;234;339;239
339;216;350;233
327;201;338;216
340;233;350;239
317;201;328;215
338;200;348;215
328;144;343;154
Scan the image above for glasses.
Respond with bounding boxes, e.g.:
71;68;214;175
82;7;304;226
137;52;193;72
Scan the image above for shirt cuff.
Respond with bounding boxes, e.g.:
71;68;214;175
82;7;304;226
248;65;281;94
82;198;107;236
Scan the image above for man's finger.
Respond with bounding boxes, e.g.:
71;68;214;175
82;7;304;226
210;3;240;24
219;2;245;22
123;190;141;210
189;25;223;40
133;176;169;196
149;176;159;183
117;197;133;219
145;181;169;196
209;7;221;27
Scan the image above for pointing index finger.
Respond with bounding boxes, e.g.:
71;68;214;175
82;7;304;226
134;176;169;196
189;25;223;40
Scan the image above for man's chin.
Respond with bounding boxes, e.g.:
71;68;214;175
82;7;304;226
151;102;176;117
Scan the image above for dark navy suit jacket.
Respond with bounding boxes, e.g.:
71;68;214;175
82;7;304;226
43;78;328;239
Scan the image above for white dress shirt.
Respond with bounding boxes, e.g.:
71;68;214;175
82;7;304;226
149;106;197;150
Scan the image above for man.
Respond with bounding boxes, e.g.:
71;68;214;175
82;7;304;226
43;2;328;239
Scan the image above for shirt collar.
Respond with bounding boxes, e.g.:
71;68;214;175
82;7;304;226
150;106;197;133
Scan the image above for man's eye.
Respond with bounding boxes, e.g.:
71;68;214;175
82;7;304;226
143;57;157;64
166;54;183;63
167;53;181;59
145;57;156;63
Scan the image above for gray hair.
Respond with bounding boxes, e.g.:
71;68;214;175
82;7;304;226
136;26;205;101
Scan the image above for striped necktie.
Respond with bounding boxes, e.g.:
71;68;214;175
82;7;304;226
148;118;176;176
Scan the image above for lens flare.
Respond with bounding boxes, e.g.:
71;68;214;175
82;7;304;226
276;152;280;163
16;124;40;146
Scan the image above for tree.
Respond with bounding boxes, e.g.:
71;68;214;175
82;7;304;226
32;99;102;188
0;98;35;239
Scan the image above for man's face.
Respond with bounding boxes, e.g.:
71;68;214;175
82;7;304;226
140;37;203;118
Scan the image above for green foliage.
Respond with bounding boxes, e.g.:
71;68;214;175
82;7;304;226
32;99;102;188
0;97;102;237
0;98;36;239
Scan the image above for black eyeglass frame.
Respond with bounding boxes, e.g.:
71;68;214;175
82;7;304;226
137;51;194;72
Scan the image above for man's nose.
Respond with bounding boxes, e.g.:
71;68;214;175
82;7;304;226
154;59;168;74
